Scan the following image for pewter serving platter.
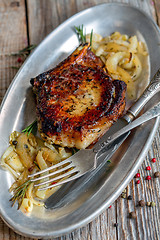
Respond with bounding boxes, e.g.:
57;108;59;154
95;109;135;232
0;3;160;239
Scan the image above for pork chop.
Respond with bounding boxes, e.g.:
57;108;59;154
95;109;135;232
31;44;126;149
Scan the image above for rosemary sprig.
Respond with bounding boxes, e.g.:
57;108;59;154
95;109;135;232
22;120;37;136
34;160;40;169
19;44;36;53
10;179;31;209
74;25;86;44
74;25;93;46
11;66;20;70
11;44;37;57
10;44;36;70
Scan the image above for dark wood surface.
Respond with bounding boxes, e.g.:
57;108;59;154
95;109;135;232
0;0;160;239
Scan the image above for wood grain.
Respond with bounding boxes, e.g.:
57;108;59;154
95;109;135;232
154;0;160;26
27;0;78;45
0;0;160;239
0;0;28;104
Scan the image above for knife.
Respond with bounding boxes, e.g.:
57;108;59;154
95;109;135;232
45;68;160;209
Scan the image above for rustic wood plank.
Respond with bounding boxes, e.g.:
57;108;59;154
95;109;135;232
27;0;59;45
27;0;78;45
115;0;160;239
22;0;160;239
0;0;159;239
0;1;34;240
154;0;160;26
0;0;28;104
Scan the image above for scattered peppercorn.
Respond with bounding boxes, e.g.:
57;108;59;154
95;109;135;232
17;57;22;63
150;201;156;207
136;180;140;184
146;176;151;180
146;201;151;206
151;158;156;163
139;200;145;207
129;211;136;219
154;171;160;178
28;166;34;172
12;140;17;145
146;166;151;171
121;193;126;199
114;223;118;227
135;173;140;178
127;195;132;200
51;181;57;185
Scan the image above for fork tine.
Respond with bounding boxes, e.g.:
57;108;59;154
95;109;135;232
34;168;78;187
37;172;81;191
31;163;75;182
28;158;73;178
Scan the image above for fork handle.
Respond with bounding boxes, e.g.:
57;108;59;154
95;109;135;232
93;67;160;153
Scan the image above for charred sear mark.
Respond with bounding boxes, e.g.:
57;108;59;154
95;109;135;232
42;119;62;134
30;78;34;86
75;126;82;131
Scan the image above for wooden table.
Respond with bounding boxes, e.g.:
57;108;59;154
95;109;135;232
0;0;160;239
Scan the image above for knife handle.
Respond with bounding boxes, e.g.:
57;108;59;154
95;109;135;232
124;68;160;122
108;102;160;144
93;68;160;154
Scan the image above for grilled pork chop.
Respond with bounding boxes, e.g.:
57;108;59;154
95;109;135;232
31;44;126;149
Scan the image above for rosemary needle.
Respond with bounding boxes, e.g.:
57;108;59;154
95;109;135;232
75;25;93;46
74;25;86;44
11;44;37;57
22;120;37;136
90;29;93;46
10;179;31;208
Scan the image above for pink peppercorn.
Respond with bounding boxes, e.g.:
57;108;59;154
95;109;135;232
17;57;22;63
135;173;140;178
152;158;156;163
146;166;151;171
136;180;140;184
51;181;56;185
146;176;151;180
109;205;112;208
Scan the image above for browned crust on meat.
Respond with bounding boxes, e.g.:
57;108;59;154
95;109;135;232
31;44;127;148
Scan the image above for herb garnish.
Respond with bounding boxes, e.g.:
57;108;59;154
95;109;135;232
11;44;37;57
75;25;86;44
22;120;37;136
34;160;40;169
10;180;31;209
74;25;93;46
90;29;93;46
11;44;36;70
11;66;20;70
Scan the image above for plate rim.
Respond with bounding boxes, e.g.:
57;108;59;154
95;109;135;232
0;2;160;238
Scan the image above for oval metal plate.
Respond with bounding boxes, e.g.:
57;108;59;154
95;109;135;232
0;3;160;238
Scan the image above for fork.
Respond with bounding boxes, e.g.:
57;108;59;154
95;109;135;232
28;68;160;190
